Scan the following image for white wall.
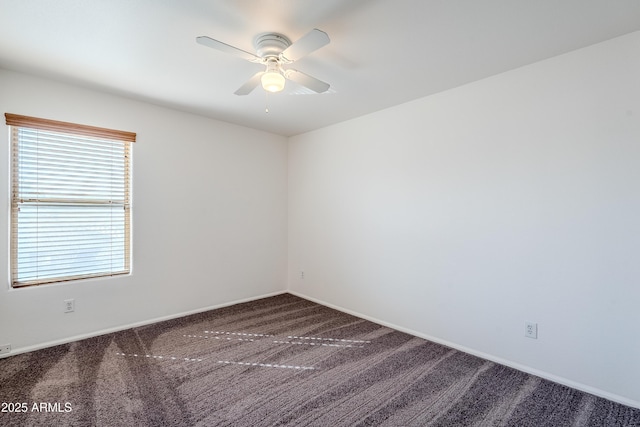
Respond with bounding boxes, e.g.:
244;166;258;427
0;69;288;353
288;32;640;406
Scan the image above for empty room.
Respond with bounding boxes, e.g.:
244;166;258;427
1;1;639;426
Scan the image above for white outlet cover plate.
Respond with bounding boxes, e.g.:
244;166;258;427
64;299;75;313
525;322;538;339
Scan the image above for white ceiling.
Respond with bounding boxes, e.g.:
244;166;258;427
1;0;639;136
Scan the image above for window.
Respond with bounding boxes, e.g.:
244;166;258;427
6;113;136;287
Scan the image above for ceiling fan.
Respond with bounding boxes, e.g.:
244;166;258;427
196;29;330;95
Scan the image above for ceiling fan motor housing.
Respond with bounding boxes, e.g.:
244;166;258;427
254;33;291;58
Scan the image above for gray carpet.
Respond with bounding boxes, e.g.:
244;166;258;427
1;293;639;426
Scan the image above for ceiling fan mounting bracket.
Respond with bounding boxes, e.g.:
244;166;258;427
254;33;291;59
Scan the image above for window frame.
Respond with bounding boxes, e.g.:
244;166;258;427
6;113;136;288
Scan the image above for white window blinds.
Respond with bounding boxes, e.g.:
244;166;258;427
6;113;136;287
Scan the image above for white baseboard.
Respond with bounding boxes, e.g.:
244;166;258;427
1;290;287;359
287;290;640;410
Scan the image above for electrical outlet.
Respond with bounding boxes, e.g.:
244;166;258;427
0;344;11;355
64;299;75;313
525;321;538;339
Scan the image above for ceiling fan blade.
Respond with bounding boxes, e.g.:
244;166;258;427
234;71;264;95
196;36;261;63
281;29;330;62
284;69;330;93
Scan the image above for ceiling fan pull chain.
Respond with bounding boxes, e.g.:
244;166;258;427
265;91;270;113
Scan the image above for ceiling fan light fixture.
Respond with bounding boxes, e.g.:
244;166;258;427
197;29;330;96
261;71;285;92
